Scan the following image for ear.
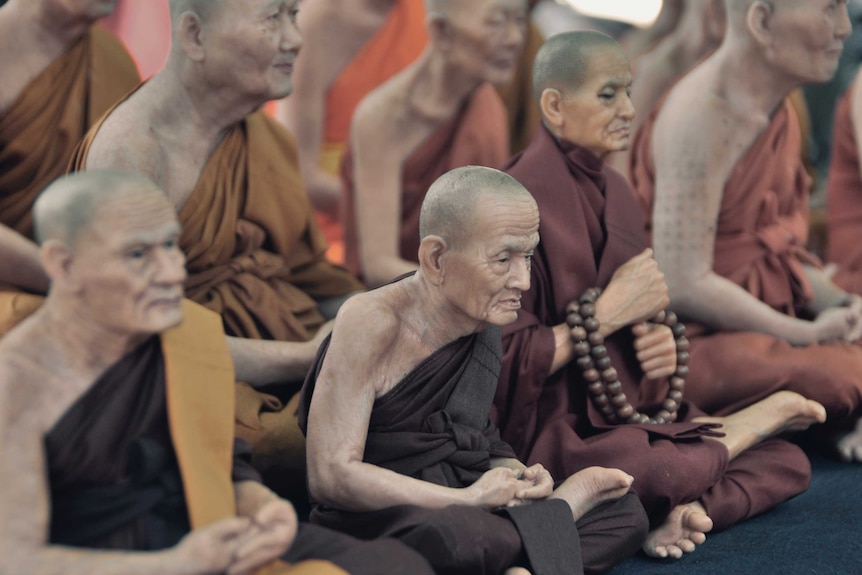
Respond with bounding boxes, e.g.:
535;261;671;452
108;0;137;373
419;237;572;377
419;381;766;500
417;235;448;286
426;12;454;52
40;240;75;291
539;88;564;132
746;0;774;49
178;12;206;62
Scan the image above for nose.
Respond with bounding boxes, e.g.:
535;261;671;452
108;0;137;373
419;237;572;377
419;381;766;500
620;92;635;121
504;15;526;50
281;11;303;53
509;255;532;292
154;246;188;286
837;3;852;40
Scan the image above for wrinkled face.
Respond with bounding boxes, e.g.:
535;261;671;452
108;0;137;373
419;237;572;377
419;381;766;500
441;195;540;327
558;47;634;160
440;0;527;86
766;0;851;83
201;0;302;102
69;190;187;337
53;0;118;19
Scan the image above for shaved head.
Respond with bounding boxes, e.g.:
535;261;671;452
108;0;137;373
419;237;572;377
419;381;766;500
169;0;224;21
420;166;535;249
33;171;166;247
533;30;623;101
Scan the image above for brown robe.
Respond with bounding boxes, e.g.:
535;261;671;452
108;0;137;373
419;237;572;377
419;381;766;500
0;26;139;239
827;84;862;294
44;300;428;575
500;125;811;530
299;316;649;575
70;107;364;467
632;99;862;421
341;82;510;278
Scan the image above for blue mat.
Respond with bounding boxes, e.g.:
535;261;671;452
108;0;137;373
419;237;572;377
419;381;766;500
607;450;862;575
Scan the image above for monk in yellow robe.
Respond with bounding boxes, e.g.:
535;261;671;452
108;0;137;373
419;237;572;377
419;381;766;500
0;0;139;325
0;170;433;575
70;0;363;472
341;0;525;286
277;0;428;263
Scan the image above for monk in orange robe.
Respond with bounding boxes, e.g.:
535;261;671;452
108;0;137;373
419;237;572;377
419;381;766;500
630;0;862;461
341;0;524;286
0;170;433;575
827;70;862;294
277;0;428;264
0;0;139;319
70;0;363;472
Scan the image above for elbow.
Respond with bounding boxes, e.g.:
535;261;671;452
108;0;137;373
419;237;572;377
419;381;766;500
307;460;350;509
665;275;705;318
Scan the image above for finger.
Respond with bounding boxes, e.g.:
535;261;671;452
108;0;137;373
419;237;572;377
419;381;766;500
209;517;253;541
631;321;650;337
633;329;673;351
636;341;675;361
640;355;675;373
255;500;296;526
645;365;677;380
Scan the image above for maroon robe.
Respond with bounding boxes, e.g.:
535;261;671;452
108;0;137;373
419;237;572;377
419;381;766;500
299;318;649;575
632;98;862;422
500;125;811;530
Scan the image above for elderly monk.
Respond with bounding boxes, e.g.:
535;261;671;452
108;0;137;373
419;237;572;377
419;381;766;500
341;0;525;286
299;166;650;575
69;0;364;470
827;69;862;294
609;0;726;177
630;0;862;462
0;171;435;575
277;0;427;264
500;31;826;560
0;0;139;319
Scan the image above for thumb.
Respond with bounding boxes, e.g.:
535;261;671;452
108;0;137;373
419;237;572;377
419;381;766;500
208;517;252;541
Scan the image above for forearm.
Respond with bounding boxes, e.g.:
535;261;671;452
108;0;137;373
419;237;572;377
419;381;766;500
310;461;472;512
363;256;418;288
5;546;194;575
234;480;280;518
227;336;315;385
304;168;343;215
801;264;851;315
669;272;816;344
0;225;49;293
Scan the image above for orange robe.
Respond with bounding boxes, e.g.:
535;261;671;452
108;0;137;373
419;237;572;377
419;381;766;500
341;83;510;279
631;100;862;421
0;26;139;239
318;0;428;263
826;84;862;294
70;107;363;468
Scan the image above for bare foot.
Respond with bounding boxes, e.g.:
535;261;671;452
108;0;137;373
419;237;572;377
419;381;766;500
643;501;713;559
835;417;862;462
504;568;532;575
550;466;633;521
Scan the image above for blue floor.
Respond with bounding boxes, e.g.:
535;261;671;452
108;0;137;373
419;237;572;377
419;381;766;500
607;449;862;575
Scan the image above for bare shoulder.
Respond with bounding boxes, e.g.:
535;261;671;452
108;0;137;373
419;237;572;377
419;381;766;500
0;341;52;435
330;288;402;357
351;78;405;143
85;101;163;179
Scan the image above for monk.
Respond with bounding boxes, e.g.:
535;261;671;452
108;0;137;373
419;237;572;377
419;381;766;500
0;0;139;307
341;0;525;286
300;166;650;575
500;31;827;560
827;69;862;294
69;0;364;470
609;0;725;177
0;171;435;575
630;0;862;462
276;0;427;264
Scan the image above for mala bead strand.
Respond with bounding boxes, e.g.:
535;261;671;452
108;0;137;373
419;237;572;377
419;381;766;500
565;288;689;425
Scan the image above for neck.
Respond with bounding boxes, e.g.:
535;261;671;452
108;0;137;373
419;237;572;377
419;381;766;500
145;61;262;145
407;49;483;121
708;41;798;118
404;273;485;350
14;0;97;57
39;300;149;376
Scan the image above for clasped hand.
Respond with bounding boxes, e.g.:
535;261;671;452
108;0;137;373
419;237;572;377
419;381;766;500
596;249;670;335
632;322;677;380
470;464;554;510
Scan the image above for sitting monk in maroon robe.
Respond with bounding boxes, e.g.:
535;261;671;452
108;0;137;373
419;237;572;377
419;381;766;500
500;31;825;560
68;0;364;472
629;0;862;462
0;170;433;575
340;0;521;287
0;0;140;326
299;167;652;575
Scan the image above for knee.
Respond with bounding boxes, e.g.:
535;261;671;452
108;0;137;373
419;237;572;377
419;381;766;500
579;493;649;575
359;538;436;575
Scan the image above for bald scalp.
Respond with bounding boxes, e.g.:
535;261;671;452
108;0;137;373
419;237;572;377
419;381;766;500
420;166;533;249
532;30;622;102
33;171;164;247
169;0;224;22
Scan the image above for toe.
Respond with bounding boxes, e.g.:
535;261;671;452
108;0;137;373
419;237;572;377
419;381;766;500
677;539;696;553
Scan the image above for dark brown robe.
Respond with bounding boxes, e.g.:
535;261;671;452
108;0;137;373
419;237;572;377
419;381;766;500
70;104;364;468
299;317;649;575
632;98;862;422
341;82;510;279
501;125;811;530
44;301;431;575
827;83;862;294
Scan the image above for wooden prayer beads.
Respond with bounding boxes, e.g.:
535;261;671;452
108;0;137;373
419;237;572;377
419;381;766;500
565;287;689;425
